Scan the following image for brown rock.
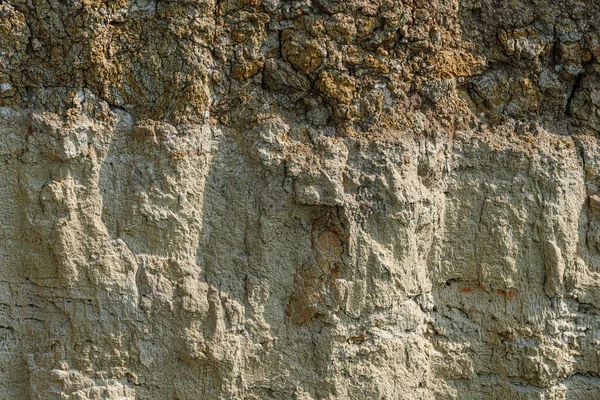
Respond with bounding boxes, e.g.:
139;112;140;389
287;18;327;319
318;71;356;105
281;29;324;75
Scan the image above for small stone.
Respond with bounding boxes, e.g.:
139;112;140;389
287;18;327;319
0;82;11;93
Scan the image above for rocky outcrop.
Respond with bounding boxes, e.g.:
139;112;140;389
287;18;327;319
1;0;600;398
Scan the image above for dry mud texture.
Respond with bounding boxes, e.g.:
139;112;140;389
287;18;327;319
2;0;600;398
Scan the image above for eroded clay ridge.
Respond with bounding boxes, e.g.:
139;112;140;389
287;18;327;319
1;0;600;398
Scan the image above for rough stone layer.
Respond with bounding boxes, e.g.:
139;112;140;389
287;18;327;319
1;0;600;398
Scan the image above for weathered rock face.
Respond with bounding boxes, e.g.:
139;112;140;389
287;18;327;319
1;0;600;398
